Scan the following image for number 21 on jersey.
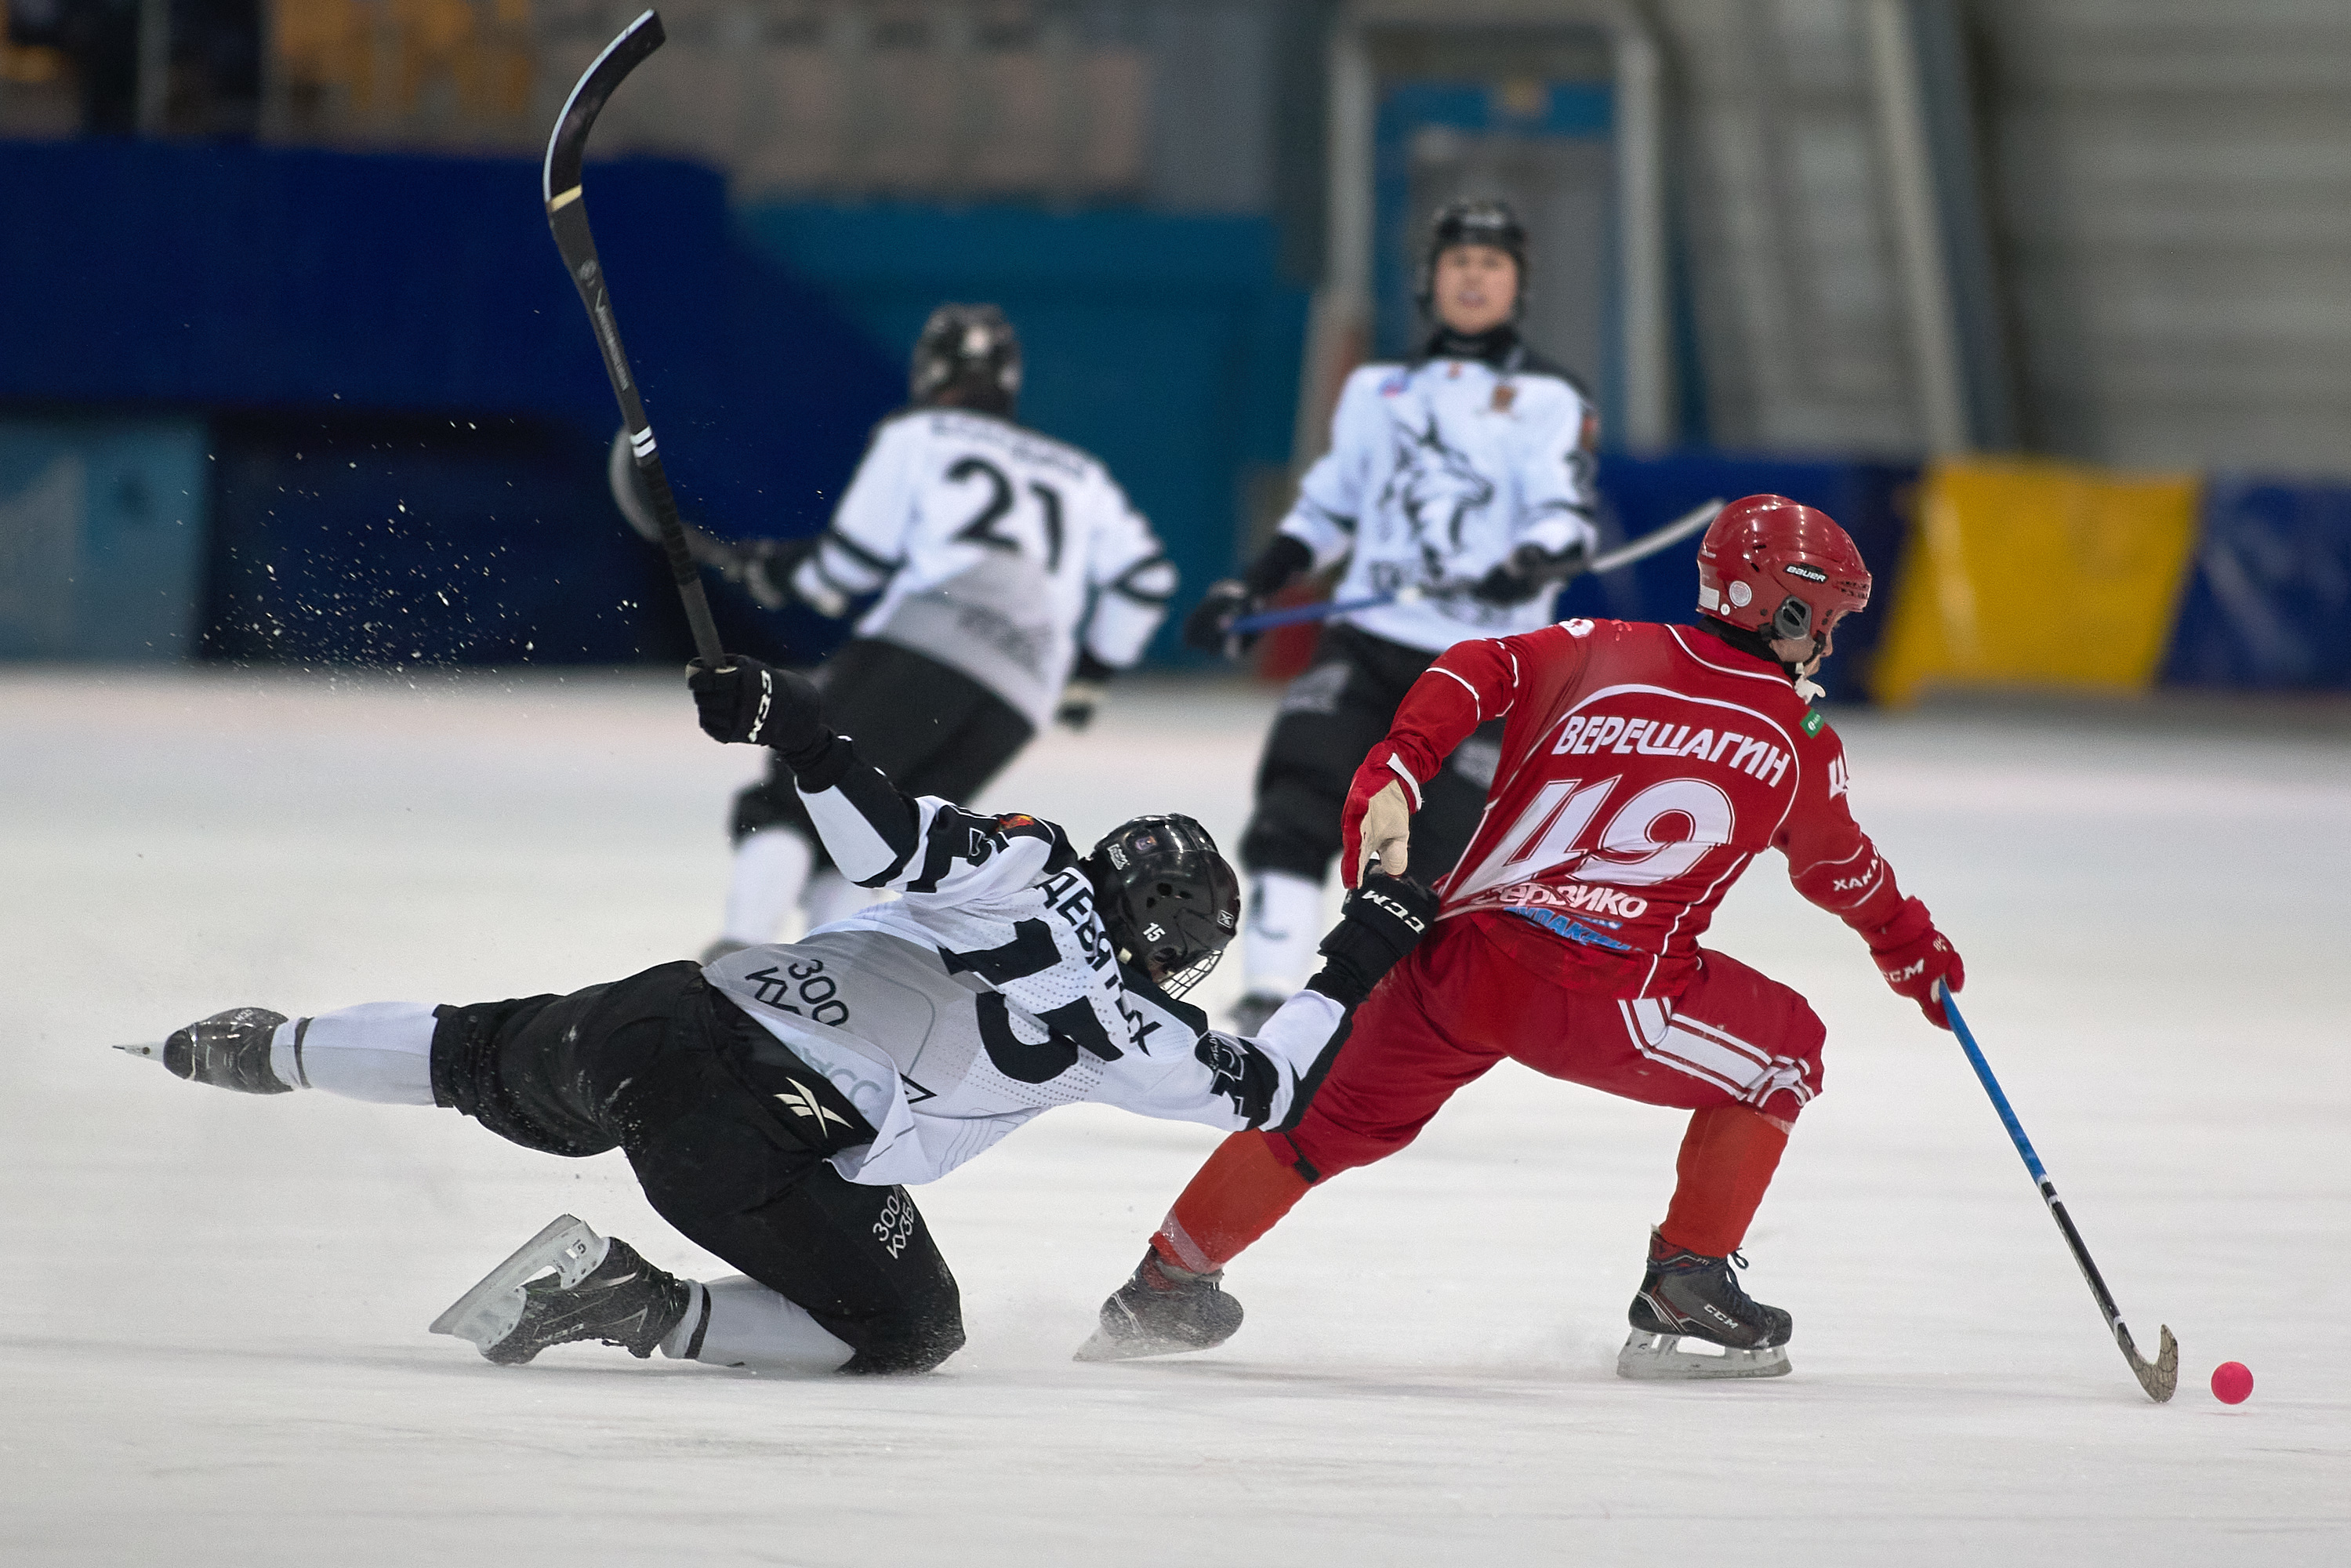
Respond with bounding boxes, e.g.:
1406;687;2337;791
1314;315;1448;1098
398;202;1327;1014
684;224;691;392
948;456;1065;572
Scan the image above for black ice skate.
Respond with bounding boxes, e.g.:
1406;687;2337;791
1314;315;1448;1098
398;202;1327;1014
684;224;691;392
1617;1229;1793;1381
430;1215;692;1367
116;1007;293;1094
1074;1248;1245;1362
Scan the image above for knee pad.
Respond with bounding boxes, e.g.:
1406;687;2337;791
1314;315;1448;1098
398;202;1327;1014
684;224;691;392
839;1295;967;1376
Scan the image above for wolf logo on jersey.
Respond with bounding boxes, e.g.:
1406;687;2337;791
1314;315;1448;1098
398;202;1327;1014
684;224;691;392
1388;414;1497;561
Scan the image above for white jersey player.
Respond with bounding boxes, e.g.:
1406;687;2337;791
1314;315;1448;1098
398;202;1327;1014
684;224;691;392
709;304;1175;958
1185;200;1602;1030
122;659;1435;1377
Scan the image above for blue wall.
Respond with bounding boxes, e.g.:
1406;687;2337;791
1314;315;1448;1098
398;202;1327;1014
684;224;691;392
0;140;1308;665
0;417;209;659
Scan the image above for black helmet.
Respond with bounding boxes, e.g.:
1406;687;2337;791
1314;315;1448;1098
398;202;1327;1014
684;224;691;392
1414;198;1529;317
910;303;1021;416
1083;815;1241;998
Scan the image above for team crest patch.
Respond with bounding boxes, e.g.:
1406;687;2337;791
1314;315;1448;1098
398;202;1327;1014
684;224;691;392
1802;710;1825;737
1491;383;1516;413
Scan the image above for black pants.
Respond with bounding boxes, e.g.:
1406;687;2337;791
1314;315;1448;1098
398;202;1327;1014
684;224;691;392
1239;623;1505;884
732;638;1036;859
430;961;963;1375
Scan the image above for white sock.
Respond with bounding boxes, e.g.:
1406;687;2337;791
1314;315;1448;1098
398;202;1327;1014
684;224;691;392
721;829;815;945
270;1001;438;1105
1243;870;1326;996
802;867;882;931
662;1275;854;1373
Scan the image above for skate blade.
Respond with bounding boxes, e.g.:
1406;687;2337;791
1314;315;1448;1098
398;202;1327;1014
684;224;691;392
1616;1330;1791;1381
428;1214;608;1352
113;1042;163;1062
1073;1327;1170;1363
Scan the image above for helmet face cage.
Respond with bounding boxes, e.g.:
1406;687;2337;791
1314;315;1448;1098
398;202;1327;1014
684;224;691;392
1086;815;1242;1000
1696;494;1870;654
1415;198;1529;318
911;303;1021;413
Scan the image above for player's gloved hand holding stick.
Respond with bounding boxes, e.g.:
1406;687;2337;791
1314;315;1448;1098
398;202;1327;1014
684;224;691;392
1306;872;1439;1007
688;655;826;758
1861;896;1965;1029
1184;535;1313;659
1468;540;1588;607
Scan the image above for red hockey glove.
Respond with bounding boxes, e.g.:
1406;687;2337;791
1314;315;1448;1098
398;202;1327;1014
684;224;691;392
1862;896;1965;1029
1339;742;1422;888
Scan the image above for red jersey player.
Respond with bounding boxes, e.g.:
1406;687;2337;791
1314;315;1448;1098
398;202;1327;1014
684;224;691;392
1076;495;1965;1379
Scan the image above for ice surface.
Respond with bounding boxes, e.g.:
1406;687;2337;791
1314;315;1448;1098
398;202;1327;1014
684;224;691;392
4;668;2347;1565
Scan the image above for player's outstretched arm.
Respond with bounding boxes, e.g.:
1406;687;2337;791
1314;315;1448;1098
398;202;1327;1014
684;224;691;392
1779;733;1965;1029
1103;872;1437;1133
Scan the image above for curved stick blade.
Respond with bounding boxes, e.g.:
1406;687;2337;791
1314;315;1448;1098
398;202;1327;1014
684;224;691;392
543;9;666;203
2120;1322;2179;1403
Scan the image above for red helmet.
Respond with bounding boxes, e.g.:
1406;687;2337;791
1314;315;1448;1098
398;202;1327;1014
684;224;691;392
1696;495;1871;644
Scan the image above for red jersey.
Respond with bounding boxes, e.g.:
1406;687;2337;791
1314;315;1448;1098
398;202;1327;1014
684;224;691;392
1346;619;1911;999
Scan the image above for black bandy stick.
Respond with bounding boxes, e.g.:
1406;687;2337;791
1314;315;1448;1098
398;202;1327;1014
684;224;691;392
543;9;725;665
1940;982;2179;1403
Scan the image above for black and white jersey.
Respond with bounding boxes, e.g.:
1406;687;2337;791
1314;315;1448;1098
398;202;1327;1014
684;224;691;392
789;409;1176;728
1283;350;1601;654
702;740;1342;1187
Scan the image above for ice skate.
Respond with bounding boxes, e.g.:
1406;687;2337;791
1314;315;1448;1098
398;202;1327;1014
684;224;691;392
430;1214;691;1367
1075;1248;1244;1362
116;1007;292;1095
1616;1229;1793;1381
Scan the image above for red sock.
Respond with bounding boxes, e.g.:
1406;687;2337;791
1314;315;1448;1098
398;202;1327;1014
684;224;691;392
1150;1132;1312;1274
1658;1104;1790;1258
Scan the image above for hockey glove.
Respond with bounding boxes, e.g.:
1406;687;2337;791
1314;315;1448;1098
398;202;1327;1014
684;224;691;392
1183;579;1259;658
1470;541;1589;607
1306;872;1439;1007
688;655;828;755
735;537;816;613
1862;895;1965;1029
1056;652;1116;731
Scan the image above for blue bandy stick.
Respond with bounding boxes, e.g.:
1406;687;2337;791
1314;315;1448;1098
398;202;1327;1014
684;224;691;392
1938;980;2177;1403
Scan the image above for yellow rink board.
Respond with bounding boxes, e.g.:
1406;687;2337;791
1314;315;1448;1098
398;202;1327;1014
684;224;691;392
1870;459;2202;704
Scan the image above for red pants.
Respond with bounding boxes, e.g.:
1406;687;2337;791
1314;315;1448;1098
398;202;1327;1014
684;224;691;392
1275;918;1826;1182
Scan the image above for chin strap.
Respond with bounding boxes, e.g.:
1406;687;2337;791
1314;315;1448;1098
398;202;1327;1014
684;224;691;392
1697;615;1823;699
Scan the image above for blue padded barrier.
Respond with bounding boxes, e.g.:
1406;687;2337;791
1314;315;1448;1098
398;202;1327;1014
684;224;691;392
2161;476;2351;690
1566;453;1920;702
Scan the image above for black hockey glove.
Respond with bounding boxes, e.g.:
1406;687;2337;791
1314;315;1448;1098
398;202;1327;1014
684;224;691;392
734;537;818;613
1304;872;1439;1007
1182;579;1259;657
1056;651;1116;731
1184;535;1314;658
1471;540;1589;606
688;655;828;756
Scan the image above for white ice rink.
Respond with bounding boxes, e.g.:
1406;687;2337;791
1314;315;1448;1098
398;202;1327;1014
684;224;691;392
4;668;2347;1566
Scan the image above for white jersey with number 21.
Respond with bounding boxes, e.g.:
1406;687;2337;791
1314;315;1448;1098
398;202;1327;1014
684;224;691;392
795;408;1174;728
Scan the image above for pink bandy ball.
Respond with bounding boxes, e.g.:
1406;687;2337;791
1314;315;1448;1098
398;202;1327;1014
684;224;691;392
2210;1362;2254;1404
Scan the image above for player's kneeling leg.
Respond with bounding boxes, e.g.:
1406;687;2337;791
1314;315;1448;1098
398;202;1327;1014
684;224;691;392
618;1049;965;1377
